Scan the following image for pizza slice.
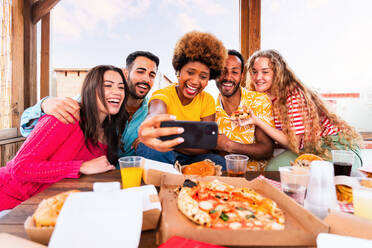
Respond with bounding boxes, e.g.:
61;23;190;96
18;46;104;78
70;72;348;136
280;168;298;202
230;109;250;121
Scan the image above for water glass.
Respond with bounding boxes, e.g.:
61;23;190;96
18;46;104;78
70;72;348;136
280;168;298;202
279;166;309;205
304;161;338;219
225;154;248;177
332;150;354;176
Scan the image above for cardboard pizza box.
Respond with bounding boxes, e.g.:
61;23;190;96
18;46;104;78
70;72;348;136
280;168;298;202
25;185;161;245
142;158;181;186
324;210;372;240
157;174;329;247
0;233;47;248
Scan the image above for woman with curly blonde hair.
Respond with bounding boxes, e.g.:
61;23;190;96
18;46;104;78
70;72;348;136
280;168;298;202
245;49;363;170
136;31;227;168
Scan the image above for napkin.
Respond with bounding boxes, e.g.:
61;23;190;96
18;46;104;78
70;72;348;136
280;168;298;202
49;190;143;248
93;182;121;192
317;233;372;248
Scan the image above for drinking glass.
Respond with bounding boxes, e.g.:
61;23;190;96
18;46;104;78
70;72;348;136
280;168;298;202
279;166;309;205
118;156;144;189
332;150;354;176
304;161;338;219
353;178;372;220
225;154;248;177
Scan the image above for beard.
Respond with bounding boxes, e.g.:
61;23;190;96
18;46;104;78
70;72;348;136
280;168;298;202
216;80;240;98
127;78;151;100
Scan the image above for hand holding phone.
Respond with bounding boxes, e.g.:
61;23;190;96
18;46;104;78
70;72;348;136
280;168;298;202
159;120;218;149
138;114;184;152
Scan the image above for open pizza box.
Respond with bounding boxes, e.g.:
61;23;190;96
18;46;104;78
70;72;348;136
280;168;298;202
24;184;161;245
157;174;329;247
142;158;181;186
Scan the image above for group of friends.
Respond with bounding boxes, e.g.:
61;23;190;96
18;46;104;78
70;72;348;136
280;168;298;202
0;31;363;211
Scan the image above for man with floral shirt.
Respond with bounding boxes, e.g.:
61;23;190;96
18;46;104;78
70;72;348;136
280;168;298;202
215;50;274;171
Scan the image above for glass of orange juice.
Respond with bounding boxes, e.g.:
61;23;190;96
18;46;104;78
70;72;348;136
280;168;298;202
118;156;144;189
353;178;372;220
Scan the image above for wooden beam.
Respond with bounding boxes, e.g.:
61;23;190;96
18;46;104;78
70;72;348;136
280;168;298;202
240;0;249;64
240;0;261;62
40;13;50;99
240;0;261;87
31;0;60;24
11;0;25;131
24;0;38;108
248;0;261;57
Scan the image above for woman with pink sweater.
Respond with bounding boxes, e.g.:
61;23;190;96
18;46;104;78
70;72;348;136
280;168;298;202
0;65;129;210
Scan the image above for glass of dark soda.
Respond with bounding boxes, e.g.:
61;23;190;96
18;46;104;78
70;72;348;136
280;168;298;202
331;150;354;176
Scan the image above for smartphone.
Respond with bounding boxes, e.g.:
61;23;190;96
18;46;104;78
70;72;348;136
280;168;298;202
159;120;218;149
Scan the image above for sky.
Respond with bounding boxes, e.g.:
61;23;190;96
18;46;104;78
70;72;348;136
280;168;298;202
50;0;239;90
49;0;372;96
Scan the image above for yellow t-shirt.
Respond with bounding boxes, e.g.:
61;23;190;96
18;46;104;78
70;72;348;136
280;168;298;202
149;84;215;121
216;88;274;170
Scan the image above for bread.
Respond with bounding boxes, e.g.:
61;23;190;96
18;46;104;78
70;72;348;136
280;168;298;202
33;190;80;227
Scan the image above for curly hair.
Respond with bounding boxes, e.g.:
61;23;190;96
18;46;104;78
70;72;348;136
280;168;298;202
246;49;362;158
172;31;227;80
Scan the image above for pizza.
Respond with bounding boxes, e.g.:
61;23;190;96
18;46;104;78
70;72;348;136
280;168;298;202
230;109;250;121
33;190;80;227
177;179;285;230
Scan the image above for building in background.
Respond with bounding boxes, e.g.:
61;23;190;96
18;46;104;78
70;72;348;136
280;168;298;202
52;68;174;98
52;68;89;98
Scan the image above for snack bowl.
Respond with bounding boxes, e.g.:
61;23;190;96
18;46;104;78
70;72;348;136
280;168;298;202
175;159;222;177
24;216;54;245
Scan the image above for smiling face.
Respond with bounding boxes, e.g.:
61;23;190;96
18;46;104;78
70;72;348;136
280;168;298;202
216;54;243;97
250;57;274;94
126;56;157;99
97;70;125;123
177;61;210;104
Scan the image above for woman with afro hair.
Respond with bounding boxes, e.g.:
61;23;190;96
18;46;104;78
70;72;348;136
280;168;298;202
136;31;227;169
244;49;363;170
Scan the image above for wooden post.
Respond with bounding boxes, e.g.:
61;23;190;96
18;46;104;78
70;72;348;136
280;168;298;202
40;12;50;99
24;0;37;108
240;0;261;61
240;0;261;87
11;0;25;131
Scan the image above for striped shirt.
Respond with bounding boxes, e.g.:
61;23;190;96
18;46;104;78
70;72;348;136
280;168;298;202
273;91;339;137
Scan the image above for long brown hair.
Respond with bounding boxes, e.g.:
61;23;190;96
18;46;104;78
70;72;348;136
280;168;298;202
79;65;129;164
246;50;362;158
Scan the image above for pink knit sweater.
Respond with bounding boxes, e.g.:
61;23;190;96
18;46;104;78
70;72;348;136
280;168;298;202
0;115;107;210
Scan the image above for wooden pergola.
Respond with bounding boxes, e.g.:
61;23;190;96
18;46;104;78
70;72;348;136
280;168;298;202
1;0;260;165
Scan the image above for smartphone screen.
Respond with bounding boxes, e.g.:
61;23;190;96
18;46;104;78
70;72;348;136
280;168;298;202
159;120;218;149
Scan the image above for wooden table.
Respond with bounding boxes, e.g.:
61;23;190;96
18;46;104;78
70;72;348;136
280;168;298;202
0;171;280;247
